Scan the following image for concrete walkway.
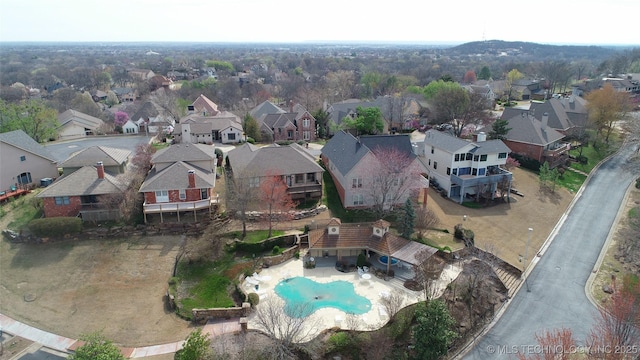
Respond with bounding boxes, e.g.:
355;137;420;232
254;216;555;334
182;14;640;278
0;313;241;358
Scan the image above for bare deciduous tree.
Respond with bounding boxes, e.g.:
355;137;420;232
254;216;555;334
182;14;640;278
225;168;258;239
516;327;577;360
379;291;406;322
413;249;445;301
252;296;322;359
414;206;440;241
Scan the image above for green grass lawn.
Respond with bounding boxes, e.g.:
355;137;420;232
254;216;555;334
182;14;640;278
322;170;376;223
557;169;587;193
225;229;285;243
2;191;43;231
174;255;236;318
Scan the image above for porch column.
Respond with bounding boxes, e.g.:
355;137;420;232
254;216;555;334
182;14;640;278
160;204;164;223
459;185;465;204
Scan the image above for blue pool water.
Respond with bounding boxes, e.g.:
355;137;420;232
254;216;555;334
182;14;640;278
379;255;399;266
274;277;372;318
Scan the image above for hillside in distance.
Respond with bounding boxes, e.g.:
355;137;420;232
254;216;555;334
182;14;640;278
446;39;618;61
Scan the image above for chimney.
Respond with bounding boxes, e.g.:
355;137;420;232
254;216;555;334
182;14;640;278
541;112;549;131
96;161;104;179
188;170;196;188
477;132;486;142
289;100;294;113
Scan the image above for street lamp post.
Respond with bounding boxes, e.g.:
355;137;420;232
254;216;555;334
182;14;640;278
524;227;533;292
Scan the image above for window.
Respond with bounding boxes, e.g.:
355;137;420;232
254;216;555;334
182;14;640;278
479;168;486;176
303;119;310;127
303;131;310;140
155;190;169;203
228;133;236;140
295;174;304;184
287;130;294;139
433;161;438;169
480;154;487;161
447;167;451;175
54;196;70;205
20;155;26;162
498;152;507;159
473;155;479;161
17;172;31;185
249;177;260;188
352;178;362;188
454;154;460;162
353;194;364;206
431;146;434;154
179;189;186;200
201;188;209;199
428;159;431;166
453;168;458;175
466;153;473;161
472;168;477;176
306;173;315;182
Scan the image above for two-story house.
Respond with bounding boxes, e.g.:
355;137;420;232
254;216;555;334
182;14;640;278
321;131;428;210
251;101;317;142
0;130;58;192
421;130;512;204
173;112;243;145
226;143;324;200
501;112;569;168
138;143;217;223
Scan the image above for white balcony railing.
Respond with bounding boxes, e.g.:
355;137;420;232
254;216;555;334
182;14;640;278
143;196;218;214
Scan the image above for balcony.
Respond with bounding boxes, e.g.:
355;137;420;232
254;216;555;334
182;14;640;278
450;167;512;189
287;181;322;199
543;142;570;158
143;197;219;214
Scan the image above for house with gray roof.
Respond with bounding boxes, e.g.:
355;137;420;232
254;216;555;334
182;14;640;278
36;162;127;219
321;131;428;210
57;109;106;140
132;101;175;135
252;101;316;142
174;112;243;144
325;96;422;134
0;130;58;192
139;143;217;223
227;143;324;200
421;129;512;204
500;111;569;168
249;100;285;120
58;146;131;176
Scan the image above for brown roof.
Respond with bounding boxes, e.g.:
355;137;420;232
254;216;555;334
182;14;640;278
308;221;435;265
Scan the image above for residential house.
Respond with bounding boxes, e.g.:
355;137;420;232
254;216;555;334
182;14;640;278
139;143;217;223
189;94;220;116
254;102;317;142
511;79;545;101
463;84;496;107
308;218;437;276
501;111;569;168
122;119;139;134
0;130;58;192
131;101;175;135
420;129;512;204
226;143;324;200
249;100;286;120
502;96;588;135
574;76;640;96
57;109;106;139
321;131;428;210
148;75;173;92
174;112;243;144
128;68;155;81
36;162;127;220
325;96;421;134
90;90;107;102
58;146;131;176
112;87;136;102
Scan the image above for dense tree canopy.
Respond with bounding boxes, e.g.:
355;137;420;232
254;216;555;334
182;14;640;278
341;106;384;135
412;300;457;360
585;83;633;143
68;332;125;360
0;99;59;142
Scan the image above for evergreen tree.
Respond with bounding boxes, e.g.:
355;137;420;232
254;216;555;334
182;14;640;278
478;66;491;80
400;198;415;239
174;328;213;360
243;113;261;142
488;118;511;140
412;300;458;360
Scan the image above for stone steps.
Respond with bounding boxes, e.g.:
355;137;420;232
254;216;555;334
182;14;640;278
493;267;522;298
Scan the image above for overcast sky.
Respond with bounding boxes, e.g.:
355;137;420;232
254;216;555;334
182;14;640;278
1;0;638;45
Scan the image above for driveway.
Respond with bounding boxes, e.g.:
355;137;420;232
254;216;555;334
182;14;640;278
462;142;638;359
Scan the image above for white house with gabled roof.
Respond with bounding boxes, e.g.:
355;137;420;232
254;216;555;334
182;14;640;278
421;130;513;204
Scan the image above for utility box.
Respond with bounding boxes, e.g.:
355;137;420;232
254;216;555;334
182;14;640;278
40;178;53;187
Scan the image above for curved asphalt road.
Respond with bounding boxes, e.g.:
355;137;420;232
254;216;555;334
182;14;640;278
463;143;638;359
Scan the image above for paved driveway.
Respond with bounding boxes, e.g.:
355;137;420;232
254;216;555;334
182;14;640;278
463;143;638;359
44;135;152;163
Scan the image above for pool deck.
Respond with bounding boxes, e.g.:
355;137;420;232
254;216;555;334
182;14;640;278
244;257;462;338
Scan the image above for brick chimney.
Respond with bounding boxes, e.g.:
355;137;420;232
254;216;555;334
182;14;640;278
289;100;294;113
96;161;105;179
188;170;196;188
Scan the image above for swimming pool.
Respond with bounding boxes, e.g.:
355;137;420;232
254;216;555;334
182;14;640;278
378;255;399;266
274;277;372;318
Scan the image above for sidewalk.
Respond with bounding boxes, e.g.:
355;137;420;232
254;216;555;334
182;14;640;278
0;314;240;358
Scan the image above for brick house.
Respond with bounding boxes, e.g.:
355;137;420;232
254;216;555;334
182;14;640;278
36;162;126;219
252;101;317;142
138;143;217;223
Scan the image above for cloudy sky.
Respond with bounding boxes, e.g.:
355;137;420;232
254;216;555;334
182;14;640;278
1;0;638;45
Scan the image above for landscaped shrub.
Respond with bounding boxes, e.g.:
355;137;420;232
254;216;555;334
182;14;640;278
454;224;475;247
233;234;297;254
356;253;366;268
327;332;352;352
511;153;541;172
28;217;82;237
294;251;300;259
246;137;255;144
272;245;281;255
247;292;260;307
577;155;588;165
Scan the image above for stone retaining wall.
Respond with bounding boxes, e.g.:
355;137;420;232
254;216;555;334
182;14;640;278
192;303;251;325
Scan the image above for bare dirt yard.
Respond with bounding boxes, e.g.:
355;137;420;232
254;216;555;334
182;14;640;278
0;165;574;352
0;233;194;347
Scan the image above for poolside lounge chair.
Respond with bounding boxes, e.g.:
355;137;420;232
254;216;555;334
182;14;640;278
253;272;272;282
377;304;389;318
245;276;260;286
